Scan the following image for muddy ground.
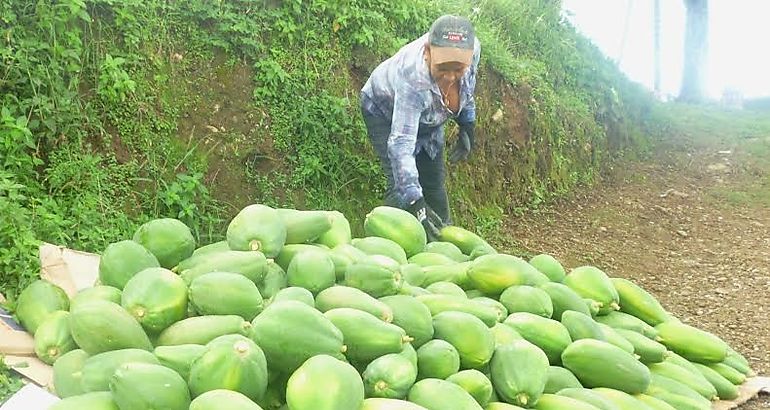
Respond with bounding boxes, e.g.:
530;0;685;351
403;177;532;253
502;130;770;408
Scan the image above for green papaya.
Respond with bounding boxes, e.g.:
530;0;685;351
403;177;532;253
595;311;657;339
278;208;333;244
274;244;323;271
352;236;408;264
329;248;355;282
416;339;460;379
425;281;466;298
52;349;89;398
408;378;483;410
438;225;496;256
179;250;268;284
470;245;498;259
251;300;345;373
363;353;418;399
535;394;602;410
316;211;352;248
153;344;206;381
643;388;708;410
324;307;411;363
491;323;523;347
286;354;365;410
70;286;122;310
591;388;655;410
257;260;287;299
189;389;263;410
132;218;195;269
68;300;152;354
472;297;508;323
539;282;591;321
596;323;635;354
316;286;394;321
226;204;287;257
400;343;419;369
361;398;429;410
191;240;230;257
544;366;583;394
489;339;550;407
423;241;469;262
556;388;620;410
189;272;263;320
724;348;751;375
345;256;404;297
332;243;368;263
707;362;746;385
693;363;739;399
99;240;161;289
446;369;494;407
610;278;669;326
408;252;457;267
646;374;712;408
562;339;651;394
188;335;268;401
401;263;427;287
81;348;160;392
121;267;188;334
722;354;751;376
585;299;602;317
365;206;427;257
563;267;619;315
15;280;70;333
34;310;76;364
499;285;553;318
560;310;605;341
432;311;495;369
528;254;566;283
654;321;728;364
156;315;251;346
614;329;666;364
503;312;572;364
663;351;703;376
287;249;336;294
271;286;315;307
485;403;526;410
49;392;119;410
468;254;549;295
421;262;472;288
380;295;434;348
109;362;190;410
400;284;432;297
633;394;677;410
417;294;498;327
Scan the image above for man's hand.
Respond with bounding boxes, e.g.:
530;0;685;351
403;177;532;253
449;122;475;164
407;197;444;241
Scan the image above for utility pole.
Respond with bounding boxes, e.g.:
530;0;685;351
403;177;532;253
654;0;662;98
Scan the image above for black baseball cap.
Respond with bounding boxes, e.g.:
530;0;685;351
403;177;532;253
428;15;475;65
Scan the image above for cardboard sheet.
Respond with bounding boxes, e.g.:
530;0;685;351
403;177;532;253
38;242;100;297
3;355;54;391
713;377;770;409
0;384;59;410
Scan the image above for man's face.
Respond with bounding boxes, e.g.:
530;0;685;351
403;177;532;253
426;46;470;85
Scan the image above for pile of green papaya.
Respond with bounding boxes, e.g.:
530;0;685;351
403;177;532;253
14;204;754;410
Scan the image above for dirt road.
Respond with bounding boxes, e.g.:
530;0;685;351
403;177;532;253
502;131;770;408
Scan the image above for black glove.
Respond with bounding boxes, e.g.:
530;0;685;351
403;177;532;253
407;197;443;242
449;122;475;164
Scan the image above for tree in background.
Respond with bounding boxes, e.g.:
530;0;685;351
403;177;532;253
679;0;709;103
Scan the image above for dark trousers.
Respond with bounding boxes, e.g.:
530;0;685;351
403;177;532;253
362;112;451;224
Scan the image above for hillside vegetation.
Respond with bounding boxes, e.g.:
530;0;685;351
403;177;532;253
1;0;654;299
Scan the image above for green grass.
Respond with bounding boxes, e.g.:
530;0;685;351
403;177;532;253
0;358;23;403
